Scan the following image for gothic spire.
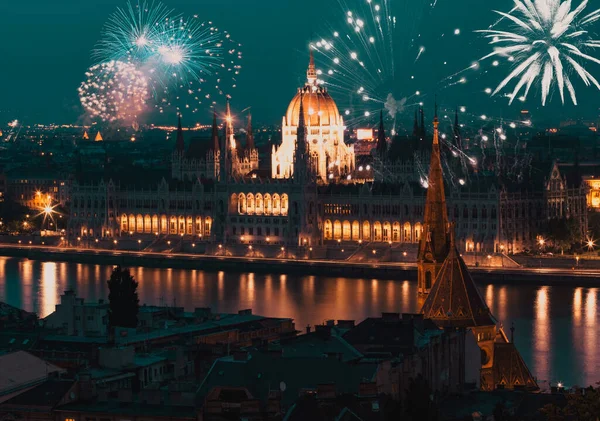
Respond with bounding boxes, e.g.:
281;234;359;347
211;110;220;152
307;49;317;85
453;107;462;149
376;110;387;156
413;109;419;137
417;105;450;280
175;114;185;152
420;106;426;139
246;112;254;150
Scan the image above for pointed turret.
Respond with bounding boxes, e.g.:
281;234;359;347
94;131;103;142
376;110;387;156
246;112;255;150
294;96;309;182
175;115;185;152
211;110;220;152
412;110;419;138
83;131;89;140
420;106;426;139
453;107;462;149
225;99;234;149
417;104;450;295
307;50;317;86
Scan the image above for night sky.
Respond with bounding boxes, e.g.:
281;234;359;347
1;0;599;127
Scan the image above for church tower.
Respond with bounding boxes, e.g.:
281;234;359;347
417;105;450;295
293;97;310;183
376;110;387;157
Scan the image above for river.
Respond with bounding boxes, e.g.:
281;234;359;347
0;256;597;388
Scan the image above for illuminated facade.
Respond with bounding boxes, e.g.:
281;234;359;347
67;52;587;254
271;53;355;183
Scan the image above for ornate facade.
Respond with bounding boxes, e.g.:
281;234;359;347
67;52;588;256
271;53;354;183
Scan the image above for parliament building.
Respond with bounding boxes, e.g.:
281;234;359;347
68;54;588;255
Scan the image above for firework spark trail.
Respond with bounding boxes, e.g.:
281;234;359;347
85;1;242;121
78;61;149;125
478;0;600;106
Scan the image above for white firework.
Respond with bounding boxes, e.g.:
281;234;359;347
478;0;600;105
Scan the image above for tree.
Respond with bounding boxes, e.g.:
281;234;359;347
540;386;600;421
543;217;582;254
107;265;139;328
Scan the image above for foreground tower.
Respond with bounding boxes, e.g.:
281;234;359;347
417;106;450;295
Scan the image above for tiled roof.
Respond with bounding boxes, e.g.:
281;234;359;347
421;243;496;329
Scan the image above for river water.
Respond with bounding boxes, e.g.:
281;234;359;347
0;256;597;388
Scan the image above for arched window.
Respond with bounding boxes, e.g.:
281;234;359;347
161;215;168;234
136;215;143;233
392;222;401;242
178;216;185;235
186;216;193;235
152;215;159;233
482;206;487;219
255;193;263;215
281;194;289;216
129;215;135;233
342;221;351;241
352;221;360;241
230;194;238;213
333;220;342;240
362;221;371;241
463;205;469;219
246;194;255;215
121;214;128;232
204;217;212;236
273;194;281;216
373;222;382;242
195;216;202;234
264;194;272;215
414;223;422;242
472;206;478;219
239;193;247;214
324;220;333;240
491;206;497;219
144;215;151;233
383;222;391;242
403;222;412;242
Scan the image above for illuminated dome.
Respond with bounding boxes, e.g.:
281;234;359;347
286;85;341;127
284;52;341;127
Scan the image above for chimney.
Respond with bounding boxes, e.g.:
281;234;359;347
315;324;332;339
238;309;253;316
325;319;335;327
306;324;311;334
336;320;355;329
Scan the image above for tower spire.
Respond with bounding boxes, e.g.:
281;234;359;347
376;110;387;156
246;112;254;150
307;49;317;85
417;103;450;295
420;106;426;139
413;109;419;137
211;110;219;152
453;107;462;148
294;96;309;182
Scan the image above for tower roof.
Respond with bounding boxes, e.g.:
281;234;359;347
94;131;103;142
211;110;220;152
246;112;254;150
307;50;317;85
376;110;387;155
417;109;449;264
421;231;496;328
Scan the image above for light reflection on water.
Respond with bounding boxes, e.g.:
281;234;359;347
0;256;599;387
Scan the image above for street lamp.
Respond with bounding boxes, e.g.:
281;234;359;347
576;255;580;269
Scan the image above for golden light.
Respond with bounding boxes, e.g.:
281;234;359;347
586;237;595;251
538;238;545;246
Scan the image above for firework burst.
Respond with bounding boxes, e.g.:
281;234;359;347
83;1;242;122
78;61;149;125
478;0;600;106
